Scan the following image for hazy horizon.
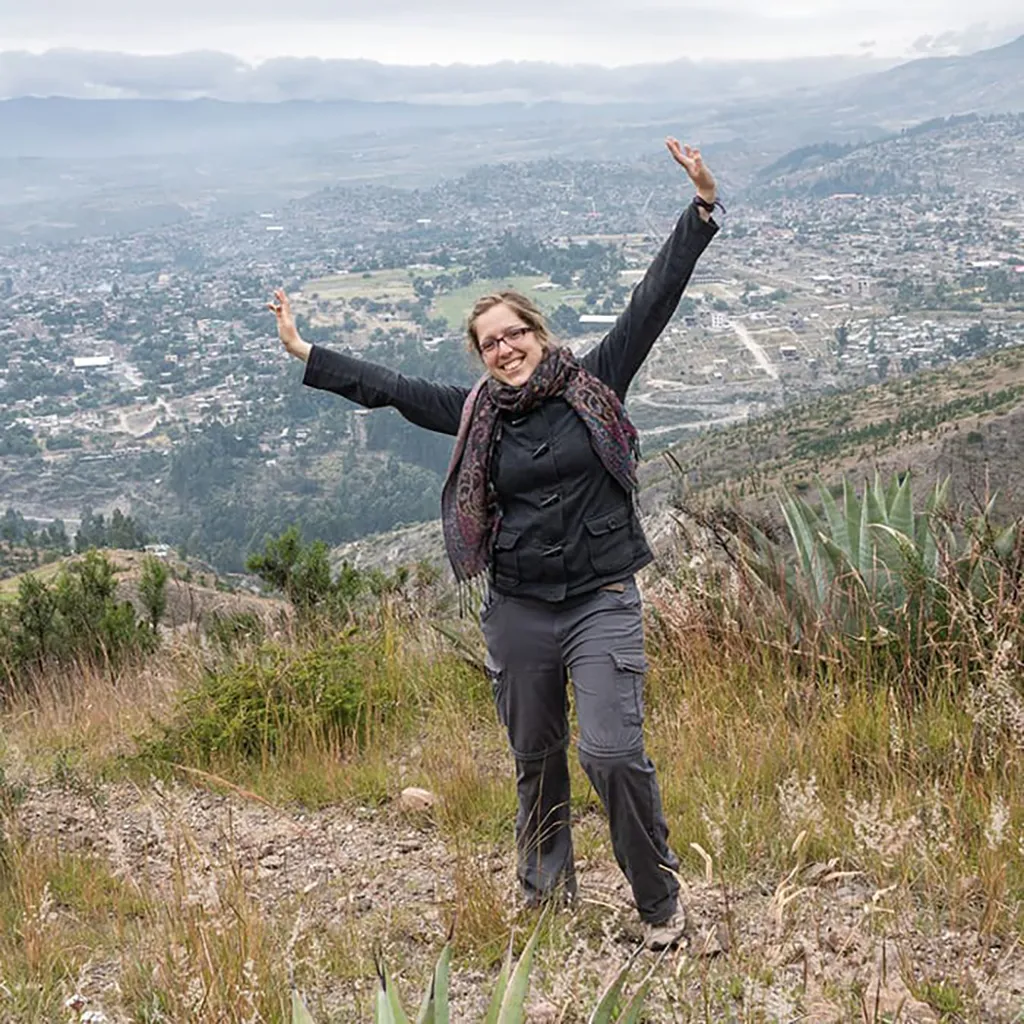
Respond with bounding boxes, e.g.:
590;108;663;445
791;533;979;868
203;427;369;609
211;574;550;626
1;1;1022;67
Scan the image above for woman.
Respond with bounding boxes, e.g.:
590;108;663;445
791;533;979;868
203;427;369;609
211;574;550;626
269;138;719;950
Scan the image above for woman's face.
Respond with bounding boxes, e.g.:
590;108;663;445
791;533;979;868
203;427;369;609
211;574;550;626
473;303;546;387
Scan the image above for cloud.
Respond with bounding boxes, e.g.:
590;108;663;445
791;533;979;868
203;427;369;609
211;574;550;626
0;1;1021;68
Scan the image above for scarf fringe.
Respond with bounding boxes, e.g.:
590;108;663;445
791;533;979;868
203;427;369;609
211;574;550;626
455;573;491;620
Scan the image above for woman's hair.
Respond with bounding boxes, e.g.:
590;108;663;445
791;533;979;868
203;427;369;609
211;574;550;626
466;290;553;356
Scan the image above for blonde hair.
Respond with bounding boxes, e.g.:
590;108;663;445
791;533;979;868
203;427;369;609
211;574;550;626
466;290;554;356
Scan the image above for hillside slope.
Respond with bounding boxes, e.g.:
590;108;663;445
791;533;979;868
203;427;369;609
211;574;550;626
334;346;1024;572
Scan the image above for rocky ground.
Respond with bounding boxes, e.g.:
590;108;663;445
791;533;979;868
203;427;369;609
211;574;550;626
6;777;1023;1023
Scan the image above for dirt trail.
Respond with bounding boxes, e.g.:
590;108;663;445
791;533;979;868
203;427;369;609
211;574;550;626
8;779;1024;1022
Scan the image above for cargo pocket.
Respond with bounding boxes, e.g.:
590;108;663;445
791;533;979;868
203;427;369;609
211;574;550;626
492;527;521;588
610;651;648;727
584;509;633;575
485;658;509;729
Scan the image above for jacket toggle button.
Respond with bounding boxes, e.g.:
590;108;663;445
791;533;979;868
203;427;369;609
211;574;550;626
531;442;551;458
542;544;564;557
541;493;561;508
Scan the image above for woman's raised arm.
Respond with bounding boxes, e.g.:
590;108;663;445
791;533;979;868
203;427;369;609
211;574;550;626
580;140;720;399
270;289;470;436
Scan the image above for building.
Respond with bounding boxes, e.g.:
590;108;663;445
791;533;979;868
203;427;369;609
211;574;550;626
72;356;113;371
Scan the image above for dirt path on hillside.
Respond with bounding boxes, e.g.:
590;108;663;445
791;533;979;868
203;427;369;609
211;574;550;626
7;779;1023;1022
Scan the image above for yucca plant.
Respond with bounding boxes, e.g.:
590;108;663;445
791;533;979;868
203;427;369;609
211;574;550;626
292;909;659;1023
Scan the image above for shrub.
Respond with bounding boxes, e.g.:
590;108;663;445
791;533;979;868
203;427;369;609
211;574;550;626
148;636;373;766
204;610;267;653
0;551;157;695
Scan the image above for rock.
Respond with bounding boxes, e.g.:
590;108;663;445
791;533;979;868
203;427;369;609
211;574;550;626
260;854;284;870
525;998;559;1023
400;787;438;813
863;978;939;1023
396;838;423;853
696;922;731;957
821;924;859;956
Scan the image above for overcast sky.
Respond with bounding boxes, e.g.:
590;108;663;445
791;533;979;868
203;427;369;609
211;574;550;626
0;0;1021;65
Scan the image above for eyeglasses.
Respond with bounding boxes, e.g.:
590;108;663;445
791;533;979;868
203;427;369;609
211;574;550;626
478;324;532;356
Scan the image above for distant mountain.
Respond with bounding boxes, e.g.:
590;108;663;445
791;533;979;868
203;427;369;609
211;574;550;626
0;48;896;106
0;95;597;159
2;35;1021;166
817;33;1024;125
754;112;1024;199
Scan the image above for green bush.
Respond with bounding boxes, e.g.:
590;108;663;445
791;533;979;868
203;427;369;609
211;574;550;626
0;551;157;695
204;610;266;653
149;636;373;766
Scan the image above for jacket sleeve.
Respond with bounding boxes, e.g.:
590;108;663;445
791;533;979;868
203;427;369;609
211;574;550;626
581;202;718;398
302;345;470;437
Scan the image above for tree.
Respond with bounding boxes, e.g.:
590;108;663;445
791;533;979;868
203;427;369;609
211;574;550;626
138;556;169;632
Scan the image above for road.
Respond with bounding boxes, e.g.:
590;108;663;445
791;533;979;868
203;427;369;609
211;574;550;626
731;319;779;380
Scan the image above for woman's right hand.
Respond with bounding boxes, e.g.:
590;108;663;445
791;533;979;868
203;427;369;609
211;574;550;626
268;288;312;362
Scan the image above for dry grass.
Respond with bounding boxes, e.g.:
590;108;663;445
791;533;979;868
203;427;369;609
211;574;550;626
1;582;1023;1022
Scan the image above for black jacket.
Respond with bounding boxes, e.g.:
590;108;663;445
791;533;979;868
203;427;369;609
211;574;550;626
303;202;718;601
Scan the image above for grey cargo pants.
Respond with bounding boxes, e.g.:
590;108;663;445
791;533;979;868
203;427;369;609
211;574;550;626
481;577;680;925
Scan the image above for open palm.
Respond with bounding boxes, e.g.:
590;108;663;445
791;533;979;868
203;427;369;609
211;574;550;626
665;137;716;202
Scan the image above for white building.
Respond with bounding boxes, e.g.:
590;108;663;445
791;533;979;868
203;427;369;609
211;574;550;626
72;356;113;371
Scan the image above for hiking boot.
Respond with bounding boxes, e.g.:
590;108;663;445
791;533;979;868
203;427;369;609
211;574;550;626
642;905;691;951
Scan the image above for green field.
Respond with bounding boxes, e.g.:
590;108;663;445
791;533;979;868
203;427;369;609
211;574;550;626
432;276;585;328
302;269;589;328
302;268;417;303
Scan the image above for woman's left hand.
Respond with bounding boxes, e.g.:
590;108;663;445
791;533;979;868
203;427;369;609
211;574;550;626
665;137;716;205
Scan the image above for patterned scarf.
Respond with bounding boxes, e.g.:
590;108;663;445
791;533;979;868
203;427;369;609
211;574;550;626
440;346;640;582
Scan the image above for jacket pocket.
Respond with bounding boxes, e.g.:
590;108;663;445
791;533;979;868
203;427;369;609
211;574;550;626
583;509;633;575
492;527;521;587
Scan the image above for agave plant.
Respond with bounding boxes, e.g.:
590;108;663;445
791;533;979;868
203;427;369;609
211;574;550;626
738;472;1020;649
291;909;659;1023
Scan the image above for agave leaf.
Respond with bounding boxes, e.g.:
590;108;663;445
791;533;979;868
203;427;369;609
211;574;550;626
779;491;828;607
857;478;877;588
872;470;889;526
817;479;852;562
871;523;917;610
497;909;549;1024
887;473;914;543
993;522;1018;560
615;946;670;1024
586;950;641;1024
779;490;818;579
415;942;451;1024
884;471;901;512
615;980;652;1024
291;990;316;1024
383;964;411;1024
843;477;862;568
375;979;396;1024
483;939;514;1024
415;978;434;1024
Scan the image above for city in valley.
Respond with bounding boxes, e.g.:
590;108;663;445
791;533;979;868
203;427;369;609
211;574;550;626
1;110;1022;571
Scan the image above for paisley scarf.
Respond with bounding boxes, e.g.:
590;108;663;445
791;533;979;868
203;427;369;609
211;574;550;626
440;345;640;582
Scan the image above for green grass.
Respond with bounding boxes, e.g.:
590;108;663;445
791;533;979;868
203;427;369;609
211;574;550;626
432;275;586;328
302;268;416;302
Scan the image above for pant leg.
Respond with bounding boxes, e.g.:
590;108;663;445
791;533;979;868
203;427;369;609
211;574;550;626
560;579;680;924
481;590;576;902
